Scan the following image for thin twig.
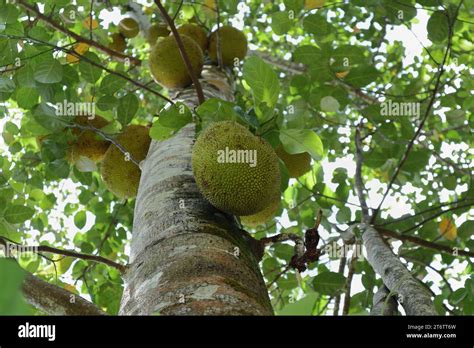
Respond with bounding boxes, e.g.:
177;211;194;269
0;237;126;273
376;227;474;258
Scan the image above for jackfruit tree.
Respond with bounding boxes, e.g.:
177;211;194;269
0;0;473;321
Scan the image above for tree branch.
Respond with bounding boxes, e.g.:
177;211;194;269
354;126;370;221
17;0;141;65
360;223;437;315
332;254;346;316
22;272;107;315
0;237;126;273
376;227;474;259
154;0;205;104
342;252;357;315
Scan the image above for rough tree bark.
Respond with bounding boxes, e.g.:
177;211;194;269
371;285;398;316
360;224;437;315
119;66;274;315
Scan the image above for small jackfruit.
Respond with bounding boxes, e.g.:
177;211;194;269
177;24;208;52
119;18;139;38
100;125;151;199
192;121;281;216
147;24;170;44
149;35;204;89
67;115;111;164
109;33;126;52
208;26;247;66
240;193;280;227
276;145;312;178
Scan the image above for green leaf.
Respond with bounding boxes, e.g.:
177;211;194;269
344;65;379;87
74;211;87;229
16;87;39;109
303;14;330;37
159;103;192;129
34;59;63;84
403;149;430;172
458;221;474;239
312;271;346;296
117;93;139;126
33;103;69;132
277;293;319;315
45;159;70;180
284;0;304;13
4;205;35;224
0;218;20;243
0;77;15;93
0;5;20;25
196;98;241;129
427;11;449;43
271;12;293;36
149;120;175;141
97;95;118;111
15;65;36;88
99;74;126;95
0;259;32;315
243;56;280;107
79;52;102;83
279;129;324;160
58;257;75;274
293;45;323;66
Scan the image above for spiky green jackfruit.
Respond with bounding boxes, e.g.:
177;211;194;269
149;35;204;89
147;24;170;45
100;125;151;199
208;26;247;66
177;23;208;52
118;18;139;38
192;121;281;216
240;193;280;227
67;115;110;164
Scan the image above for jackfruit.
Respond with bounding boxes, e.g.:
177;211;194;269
240;193;280;227
149;35;204;89
276;145;312;178
67;115;111;164
119;18;139;38
109;33;126;52
177;24;208;52
208;26;247;66
147;24;170;45
192;121;281;216
100;125;151;199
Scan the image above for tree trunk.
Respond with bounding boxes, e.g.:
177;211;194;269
119;66;273;315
